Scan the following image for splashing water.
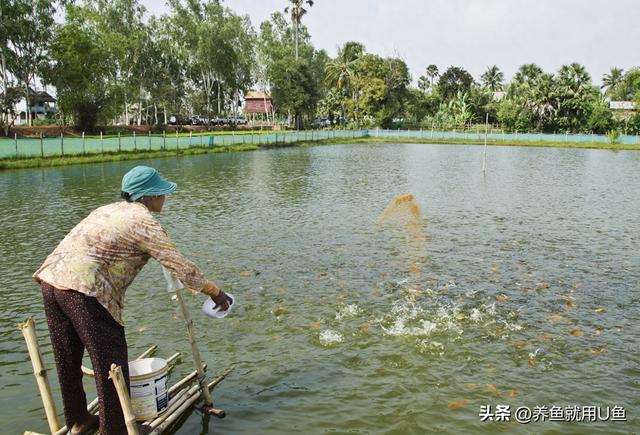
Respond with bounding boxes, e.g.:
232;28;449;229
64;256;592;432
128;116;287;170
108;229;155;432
319;329;343;346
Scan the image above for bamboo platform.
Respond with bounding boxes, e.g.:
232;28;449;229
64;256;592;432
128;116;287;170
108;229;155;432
21;288;231;435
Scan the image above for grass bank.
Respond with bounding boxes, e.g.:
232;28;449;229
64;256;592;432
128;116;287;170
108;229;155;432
1;135;638;170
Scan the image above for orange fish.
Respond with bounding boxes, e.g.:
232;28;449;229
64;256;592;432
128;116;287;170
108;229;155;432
447;399;469;409
486;384;501;397
508;388;517;398
496;294;509;302
594;307;607;314
570;329;585;337
513;340;527;349
528;359;537;366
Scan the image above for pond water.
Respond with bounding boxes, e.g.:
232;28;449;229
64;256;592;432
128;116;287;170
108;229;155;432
1;143;639;434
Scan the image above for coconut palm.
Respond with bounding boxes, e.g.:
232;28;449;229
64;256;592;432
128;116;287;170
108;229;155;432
284;0;314;60
324;41;362;91
601;67;624;97
426;64;439;87
481;65;504;91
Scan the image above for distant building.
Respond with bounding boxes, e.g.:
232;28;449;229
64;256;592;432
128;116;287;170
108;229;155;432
13;87;57;125
244;91;273;114
492;91;506;101
609;101;636;110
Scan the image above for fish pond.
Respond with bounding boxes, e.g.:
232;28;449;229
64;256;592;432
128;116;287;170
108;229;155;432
1;143;638;434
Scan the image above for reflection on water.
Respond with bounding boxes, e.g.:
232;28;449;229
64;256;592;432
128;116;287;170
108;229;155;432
0;143;639;433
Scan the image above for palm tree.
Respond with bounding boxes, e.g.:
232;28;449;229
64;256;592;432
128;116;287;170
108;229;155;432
601;67;624;97
418;75;429;92
284;0;314;60
426;64;439;87
557;62;592;96
513;63;543;86
324;41;362;92
481;65;504;92
325;42;363;120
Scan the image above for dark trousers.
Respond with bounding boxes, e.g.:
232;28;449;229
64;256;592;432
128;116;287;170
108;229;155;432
41;282;129;435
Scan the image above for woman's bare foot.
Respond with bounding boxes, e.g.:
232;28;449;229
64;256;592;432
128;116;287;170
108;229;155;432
70;414;99;435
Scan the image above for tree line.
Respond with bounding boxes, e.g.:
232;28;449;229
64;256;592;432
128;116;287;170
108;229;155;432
1;0;639;135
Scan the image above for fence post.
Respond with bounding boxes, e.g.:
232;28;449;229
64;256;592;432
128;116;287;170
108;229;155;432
591;132;594;143
60;132;64;156
82;131;86;154
40;133;44;158
176;130;179;152
149;131;152;150
100;131;104;153
118;132;121;152
133;131;136;150
163;130;166;149
200;133;203;147
189;131;192;147
14;133;18;157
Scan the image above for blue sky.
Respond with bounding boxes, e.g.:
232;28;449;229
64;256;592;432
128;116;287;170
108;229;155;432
142;0;639;86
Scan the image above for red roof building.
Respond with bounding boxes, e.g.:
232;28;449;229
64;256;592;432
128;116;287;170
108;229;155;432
244;91;274;114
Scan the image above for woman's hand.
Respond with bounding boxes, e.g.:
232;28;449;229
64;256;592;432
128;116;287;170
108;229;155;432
210;291;231;311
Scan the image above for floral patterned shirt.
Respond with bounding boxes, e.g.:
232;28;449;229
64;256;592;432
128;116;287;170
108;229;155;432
33;201;208;325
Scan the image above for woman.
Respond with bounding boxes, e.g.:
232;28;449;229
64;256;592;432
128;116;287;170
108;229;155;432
33;165;229;435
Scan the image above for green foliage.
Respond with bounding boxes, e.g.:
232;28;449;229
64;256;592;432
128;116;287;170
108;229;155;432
45;6;111;131
587;98;615;134
437;66;474;100
607;129;621;144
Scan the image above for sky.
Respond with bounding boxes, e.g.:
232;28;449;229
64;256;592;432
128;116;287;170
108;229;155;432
142;0;639;87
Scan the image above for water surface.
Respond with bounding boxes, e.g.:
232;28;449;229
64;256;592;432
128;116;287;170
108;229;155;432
1;143;638;434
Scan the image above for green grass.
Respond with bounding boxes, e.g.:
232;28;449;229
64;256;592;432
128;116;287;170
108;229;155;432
1;134;638;170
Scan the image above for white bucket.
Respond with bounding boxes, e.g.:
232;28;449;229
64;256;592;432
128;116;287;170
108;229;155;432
128;357;169;421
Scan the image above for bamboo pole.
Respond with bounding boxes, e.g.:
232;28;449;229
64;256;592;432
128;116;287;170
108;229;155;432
135;345;158;360
19;318;62;433
146;388;193;429
153;367;232;430
167;365;205;397
109;364;139;435
149;382;205;434
174;288;215;409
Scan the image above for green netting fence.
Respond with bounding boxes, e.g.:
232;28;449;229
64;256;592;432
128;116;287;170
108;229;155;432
0;130;368;159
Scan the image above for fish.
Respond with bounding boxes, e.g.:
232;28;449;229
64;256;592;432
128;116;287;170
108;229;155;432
448;399;469;409
486;384;501;397
508;388;517;398
496;294;509;302
570;329;585;337
594;307;607;314
513;340;527;349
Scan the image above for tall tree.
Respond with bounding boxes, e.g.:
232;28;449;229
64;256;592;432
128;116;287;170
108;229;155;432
6;0;56;127
481;65;504;92
426;64;439;87
45;3;111;130
437;66;474;100
284;0;313;60
601;67;624;97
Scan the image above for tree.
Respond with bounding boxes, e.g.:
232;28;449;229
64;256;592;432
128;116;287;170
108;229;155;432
5;0;56;127
284;0;313;61
601;67;624;98
426;64;439;87
481;65;504;92
45;4;111;130
555;63;597;132
270;57;319;127
437;66;474;100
